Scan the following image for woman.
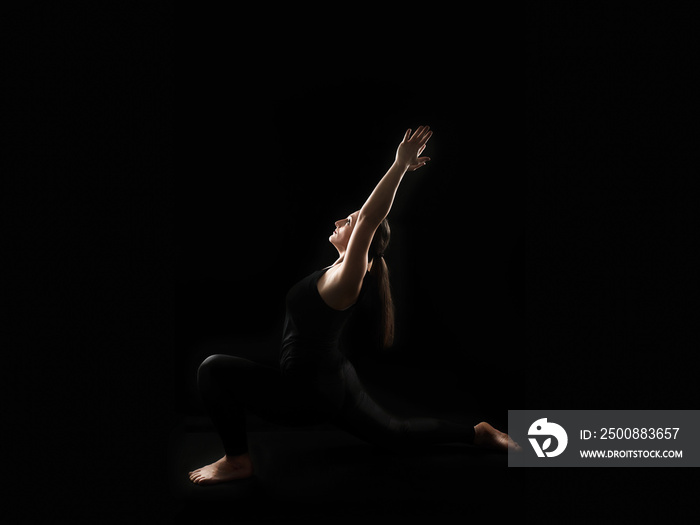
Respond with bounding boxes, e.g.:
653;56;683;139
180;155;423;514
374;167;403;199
189;126;521;485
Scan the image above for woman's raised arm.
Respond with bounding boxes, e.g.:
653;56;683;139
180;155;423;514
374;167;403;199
357;126;432;225
340;126;433;285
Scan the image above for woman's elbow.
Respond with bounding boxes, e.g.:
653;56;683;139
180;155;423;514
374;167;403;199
357;209;385;227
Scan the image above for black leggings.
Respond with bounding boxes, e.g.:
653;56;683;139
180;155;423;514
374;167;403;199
197;353;475;457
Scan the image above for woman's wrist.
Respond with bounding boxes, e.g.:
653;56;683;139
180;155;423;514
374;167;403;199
392;159;410;172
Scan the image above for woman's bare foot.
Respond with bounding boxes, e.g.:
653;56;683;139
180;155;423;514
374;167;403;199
188;453;254;485
473;422;522;452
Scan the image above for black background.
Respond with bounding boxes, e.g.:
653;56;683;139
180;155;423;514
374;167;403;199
9;2;698;520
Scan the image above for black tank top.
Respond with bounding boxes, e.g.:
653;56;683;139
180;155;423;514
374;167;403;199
280;267;372;374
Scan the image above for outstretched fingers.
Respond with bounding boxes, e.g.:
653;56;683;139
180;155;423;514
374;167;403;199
411;125;430;142
410;125;426;141
403;125;433;144
418;129;433;146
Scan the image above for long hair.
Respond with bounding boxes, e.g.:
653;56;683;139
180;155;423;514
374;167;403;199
367;218;394;348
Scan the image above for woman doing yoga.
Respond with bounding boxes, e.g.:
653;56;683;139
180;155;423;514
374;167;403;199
189;126;521;485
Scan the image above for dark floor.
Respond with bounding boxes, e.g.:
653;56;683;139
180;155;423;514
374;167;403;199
166;413;506;523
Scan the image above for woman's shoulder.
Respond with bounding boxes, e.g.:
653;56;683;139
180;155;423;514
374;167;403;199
316;262;371;311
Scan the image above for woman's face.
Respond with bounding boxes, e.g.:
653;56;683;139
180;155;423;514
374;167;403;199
329;211;359;252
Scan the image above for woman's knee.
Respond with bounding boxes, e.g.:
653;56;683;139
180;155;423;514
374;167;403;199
197;354;230;387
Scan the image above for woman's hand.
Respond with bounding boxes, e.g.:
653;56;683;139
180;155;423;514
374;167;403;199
395;125;433;171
